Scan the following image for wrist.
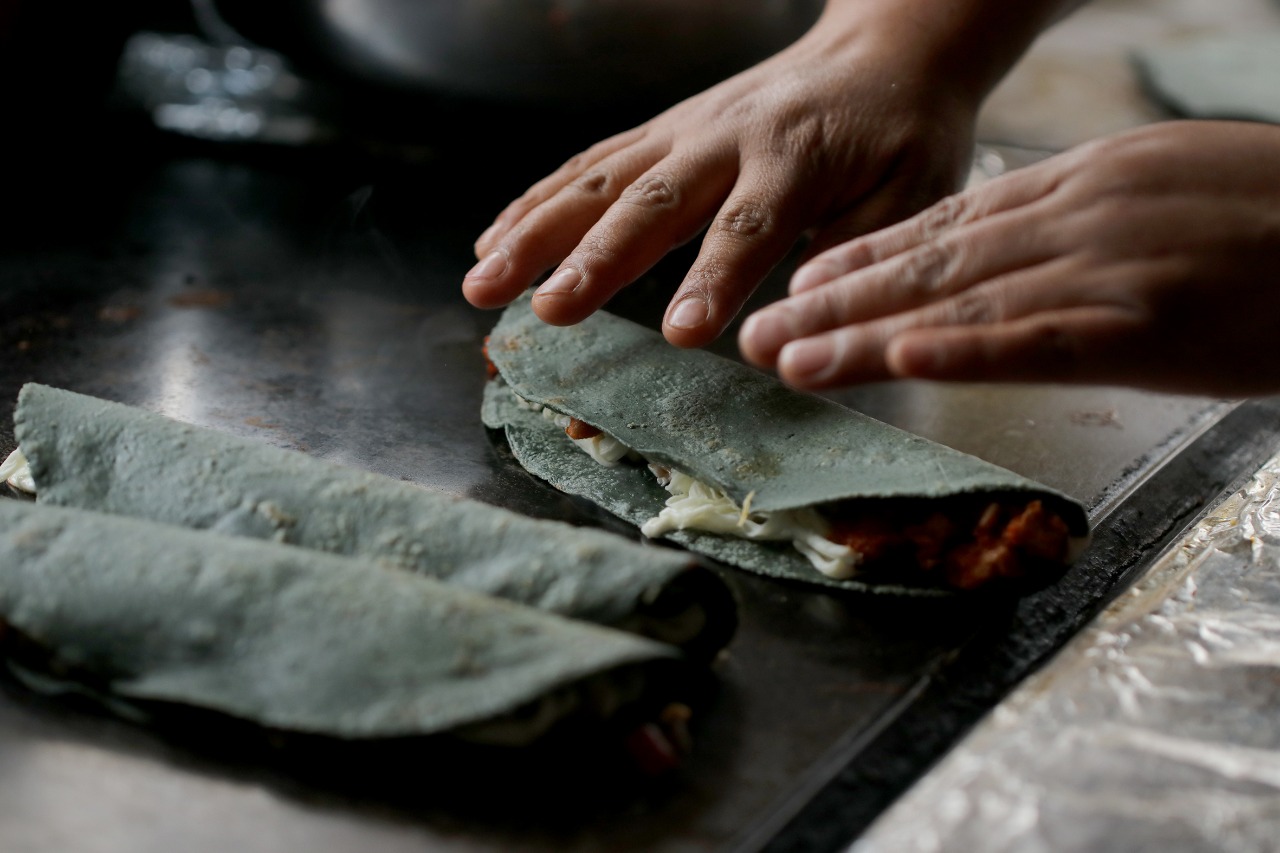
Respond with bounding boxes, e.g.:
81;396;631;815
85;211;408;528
795;0;1077;106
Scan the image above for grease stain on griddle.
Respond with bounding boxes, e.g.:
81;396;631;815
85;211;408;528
169;289;233;310
97;305;142;324
1070;409;1123;429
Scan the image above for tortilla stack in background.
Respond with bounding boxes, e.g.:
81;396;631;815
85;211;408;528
482;293;1090;594
10;383;737;659
0;499;687;751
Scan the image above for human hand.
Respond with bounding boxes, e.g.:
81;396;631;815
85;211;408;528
739;120;1280;397
461;4;993;348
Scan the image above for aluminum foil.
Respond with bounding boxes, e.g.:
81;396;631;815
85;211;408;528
853;451;1280;853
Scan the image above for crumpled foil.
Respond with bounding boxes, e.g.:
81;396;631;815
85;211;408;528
853;452;1280;853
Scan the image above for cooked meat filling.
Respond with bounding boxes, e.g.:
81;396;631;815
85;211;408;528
481;336;500;379
565;418;603;441
823;498;1070;590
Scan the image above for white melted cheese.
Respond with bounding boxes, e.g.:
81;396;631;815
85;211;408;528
542;409;634;467
640;470;860;579
514;390;635;467
512;389;859;578
0;447;35;494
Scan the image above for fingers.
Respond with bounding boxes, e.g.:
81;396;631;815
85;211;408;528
462;133;665;310
530;149;816;342
883;307;1143;383
660;164;814;348
528;148;740;326
739;204;1064;367
748;256;1103;385
773;302;1144;389
474;128;647;257
789;160;1066;296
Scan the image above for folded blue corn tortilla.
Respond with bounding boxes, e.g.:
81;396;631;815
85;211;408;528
0;500;681;745
1132;35;1280;124
482;293;1090;594
8;383;735;657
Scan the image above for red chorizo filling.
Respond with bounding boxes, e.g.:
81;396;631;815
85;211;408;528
564;418;603;440
482;336;499;379
821;497;1071;590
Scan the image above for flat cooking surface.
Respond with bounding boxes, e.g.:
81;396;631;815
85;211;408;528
0;135;1233;853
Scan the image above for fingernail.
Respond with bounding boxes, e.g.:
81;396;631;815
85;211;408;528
780;338;835;382
537;267;582;296
667;296;708;330
466;251;507;282
789;264;830;294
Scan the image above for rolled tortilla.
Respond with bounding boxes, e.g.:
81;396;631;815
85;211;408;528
481;293;1090;593
12;384;735;657
0;500;681;744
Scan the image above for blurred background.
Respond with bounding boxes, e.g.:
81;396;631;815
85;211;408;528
0;0;824;157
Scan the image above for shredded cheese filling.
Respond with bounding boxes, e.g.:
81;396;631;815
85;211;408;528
639;469;860;579
0;448;35;494
513;389;859;579
515;391;637;467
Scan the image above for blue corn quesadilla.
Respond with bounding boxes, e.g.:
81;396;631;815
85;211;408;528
482;293;1090;594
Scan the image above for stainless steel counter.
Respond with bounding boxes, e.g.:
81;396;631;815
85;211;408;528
0;137;1257;853
1;1;1278;851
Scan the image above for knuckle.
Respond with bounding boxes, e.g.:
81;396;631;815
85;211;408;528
562;151;590;172
944;291;998;326
712;199;773;241
620;173;680;210
917;194;971;238
766;110;827;158
514;183;547;210
570;169;613;197
899;242;958;296
852;238;892;267
827;237;881;271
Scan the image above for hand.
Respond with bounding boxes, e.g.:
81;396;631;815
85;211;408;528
740;120;1280;397
461;4;995;348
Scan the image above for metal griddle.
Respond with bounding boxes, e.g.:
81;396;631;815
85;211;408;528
2;128;1275;853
